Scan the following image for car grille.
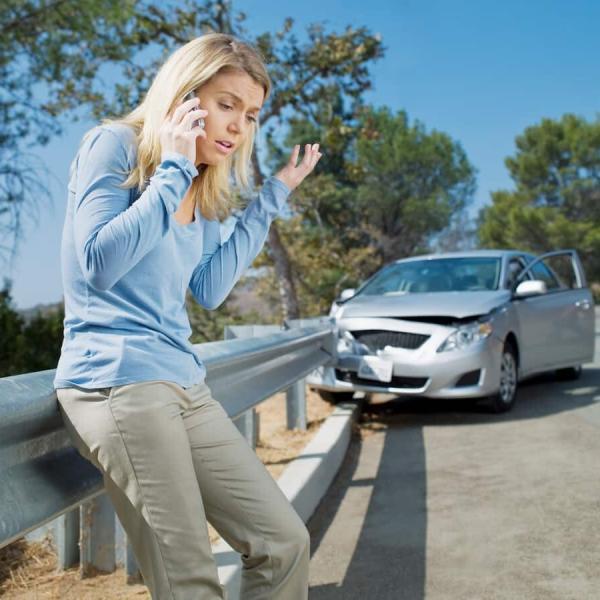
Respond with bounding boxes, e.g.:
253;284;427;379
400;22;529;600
351;329;430;351
335;369;428;389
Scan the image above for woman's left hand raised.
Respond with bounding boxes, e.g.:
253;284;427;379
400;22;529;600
274;143;322;192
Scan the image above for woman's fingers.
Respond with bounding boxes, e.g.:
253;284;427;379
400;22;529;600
302;144;313;168
289;144;300;167
288;143;320;171
298;143;317;171
171;96;200;123
305;143;320;172
183;108;208;129
275;142;322;191
310;144;321;169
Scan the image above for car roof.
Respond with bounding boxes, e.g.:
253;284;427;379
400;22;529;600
391;249;534;264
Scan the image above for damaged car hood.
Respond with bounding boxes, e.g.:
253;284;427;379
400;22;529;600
339;290;511;320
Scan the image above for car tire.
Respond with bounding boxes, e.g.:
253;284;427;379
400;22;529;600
317;389;356;404
555;365;582;381
488;341;518;413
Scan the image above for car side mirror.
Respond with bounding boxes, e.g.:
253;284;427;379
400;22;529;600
339;288;356;301
514;280;547;297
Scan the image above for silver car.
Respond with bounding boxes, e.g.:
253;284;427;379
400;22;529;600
307;249;595;412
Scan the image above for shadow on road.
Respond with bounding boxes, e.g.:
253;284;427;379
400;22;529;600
308;418;427;600
308;365;600;599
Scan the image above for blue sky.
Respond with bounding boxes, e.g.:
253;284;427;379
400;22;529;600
6;0;600;309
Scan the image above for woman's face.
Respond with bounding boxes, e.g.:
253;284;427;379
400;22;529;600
193;70;265;167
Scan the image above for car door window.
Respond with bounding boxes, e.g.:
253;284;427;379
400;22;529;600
529;261;561;290
506;257;528;289
541;254;580;289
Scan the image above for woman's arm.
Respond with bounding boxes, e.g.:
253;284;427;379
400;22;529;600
188;176;290;309
73;125;197;291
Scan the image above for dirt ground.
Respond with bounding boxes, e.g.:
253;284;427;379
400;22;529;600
0;386;335;599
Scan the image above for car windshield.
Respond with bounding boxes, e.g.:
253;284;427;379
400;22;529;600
356;257;502;295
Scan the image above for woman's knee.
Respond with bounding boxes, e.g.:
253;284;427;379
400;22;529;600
281;518;311;562
295;522;311;552
272;521;310;591
245;518;310;570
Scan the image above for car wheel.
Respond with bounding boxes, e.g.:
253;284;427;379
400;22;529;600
317;389;356;404
555;365;582;381
488;342;518;413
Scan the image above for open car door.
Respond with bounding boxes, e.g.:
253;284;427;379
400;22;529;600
511;249;594;373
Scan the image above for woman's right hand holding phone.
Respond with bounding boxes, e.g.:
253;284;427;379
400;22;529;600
160;97;207;165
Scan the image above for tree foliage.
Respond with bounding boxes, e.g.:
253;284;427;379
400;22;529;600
0;280;64;377
477;113;600;283
185;285;270;344
1;0;140;266
255;102;477;315
1;0;385;321
353;106;477;262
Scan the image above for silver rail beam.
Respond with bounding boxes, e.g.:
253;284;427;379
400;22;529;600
0;323;336;550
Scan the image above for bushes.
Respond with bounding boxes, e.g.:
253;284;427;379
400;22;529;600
0;282;64;378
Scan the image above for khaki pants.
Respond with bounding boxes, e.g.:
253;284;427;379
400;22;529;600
56;380;310;600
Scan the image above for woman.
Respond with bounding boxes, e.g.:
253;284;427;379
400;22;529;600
53;32;322;599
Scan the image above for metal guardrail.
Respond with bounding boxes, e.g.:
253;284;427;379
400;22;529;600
0;320;337;578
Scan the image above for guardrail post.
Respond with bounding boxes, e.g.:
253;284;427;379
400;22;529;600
283;317;336;431
286;378;307;431
125;540;142;582
116;516;142;582
234;409;259;448
80;493;116;575
56;508;80;568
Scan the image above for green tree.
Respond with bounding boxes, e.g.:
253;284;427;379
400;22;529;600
353;106;476;262
186;285;268;343
0;280;64;376
477;113;600;285
1;0;140;268
0;280;25;375
18;303;65;373
255;104;477;316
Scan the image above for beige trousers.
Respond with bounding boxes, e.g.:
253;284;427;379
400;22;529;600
56;380;310;600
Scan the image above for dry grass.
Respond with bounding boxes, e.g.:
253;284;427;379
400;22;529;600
0;386;335;599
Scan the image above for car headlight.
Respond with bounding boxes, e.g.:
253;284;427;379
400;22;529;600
437;320;493;353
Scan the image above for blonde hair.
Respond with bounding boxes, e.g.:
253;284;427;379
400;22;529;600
93;32;271;221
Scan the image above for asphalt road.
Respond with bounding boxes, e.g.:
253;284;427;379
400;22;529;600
307;307;600;600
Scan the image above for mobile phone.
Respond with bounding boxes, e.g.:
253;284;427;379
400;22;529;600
184;91;205;129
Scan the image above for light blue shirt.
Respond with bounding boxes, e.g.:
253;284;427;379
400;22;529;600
53;123;290;390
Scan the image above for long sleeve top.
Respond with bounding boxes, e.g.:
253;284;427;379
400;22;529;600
53;122;290;390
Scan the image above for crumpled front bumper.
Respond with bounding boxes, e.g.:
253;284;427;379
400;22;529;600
306;330;505;399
